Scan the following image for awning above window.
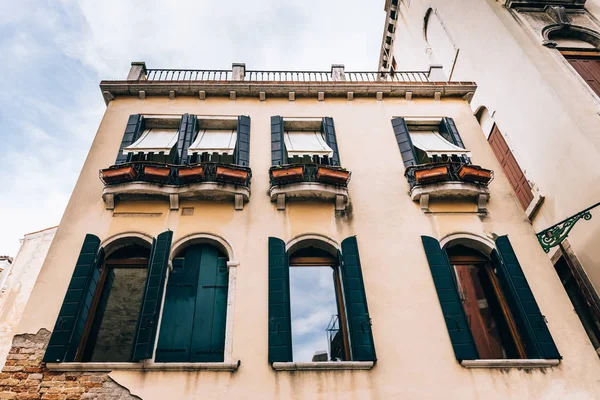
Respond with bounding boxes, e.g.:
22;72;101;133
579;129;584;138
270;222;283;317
188;130;237;155
409;131;471;158
284;131;333;158
124;128;179;154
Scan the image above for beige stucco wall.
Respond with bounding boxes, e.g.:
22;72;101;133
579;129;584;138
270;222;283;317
391;0;600;294
14;94;600;399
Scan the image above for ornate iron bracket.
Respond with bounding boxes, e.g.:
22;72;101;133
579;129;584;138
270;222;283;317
537;201;600;253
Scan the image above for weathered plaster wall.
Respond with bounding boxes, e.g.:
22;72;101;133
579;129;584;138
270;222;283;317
10;95;600;399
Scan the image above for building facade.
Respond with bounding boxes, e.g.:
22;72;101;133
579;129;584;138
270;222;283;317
1;57;600;398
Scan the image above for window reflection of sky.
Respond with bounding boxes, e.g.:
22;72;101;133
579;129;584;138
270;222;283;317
289;266;338;362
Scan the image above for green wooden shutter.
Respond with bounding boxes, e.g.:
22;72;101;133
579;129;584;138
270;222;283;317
268;237;292;363
43;234;102;362
271;116;286;166
155;255;199;362
190;247;228;362
494;236;561;359
440;117;470;163
132;231;173;361
115;115;144;164
322;117;341;166
175;114;198;165
235;115;251;166
421;236;479;361
391;117;418;168
340;237;376;361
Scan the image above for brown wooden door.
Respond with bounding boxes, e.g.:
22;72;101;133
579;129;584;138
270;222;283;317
488;124;534;210
564;55;600;97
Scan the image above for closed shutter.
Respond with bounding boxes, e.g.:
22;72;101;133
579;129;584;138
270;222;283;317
191;247;228;362
494;236;561;359
421;236;478;361
488;125;534;210
115;115;144;164
322;117;341;166
340;236;376;361
132;231;173;361
43;235;102;362
268;237;293;363
391;117;418;168
565;56;600;96
175;114;198;165
439;117;470;163
271;116;286;166
235;115;251;166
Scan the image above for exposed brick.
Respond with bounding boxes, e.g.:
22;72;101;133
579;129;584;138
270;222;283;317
0;392;17;399
15;394;40;400
0;368;22;373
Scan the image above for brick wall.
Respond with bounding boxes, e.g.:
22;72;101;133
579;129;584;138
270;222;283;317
0;330;139;400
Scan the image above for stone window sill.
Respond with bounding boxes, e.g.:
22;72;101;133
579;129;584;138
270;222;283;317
46;361;240;372
271;361;374;371
460;359;559;369
269;183;349;211
409;182;490;214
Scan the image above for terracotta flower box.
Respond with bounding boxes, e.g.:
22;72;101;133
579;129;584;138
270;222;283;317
216;166;249;184
458;165;493;184
271;166;304;183
316;166;350;185
100;165;136;184
414;165;449;184
143;165;171;182
177;165;205;182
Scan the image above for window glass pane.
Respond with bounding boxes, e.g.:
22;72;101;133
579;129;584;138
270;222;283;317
89;268;147;362
289;267;339;362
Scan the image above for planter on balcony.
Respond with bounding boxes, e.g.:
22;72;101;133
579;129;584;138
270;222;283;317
100;165;136;184
458;165;493;184
178;165;205;183
415;165;449;184
216;165;249;185
271;166;304;184
143;165;171;182
316;166;350;185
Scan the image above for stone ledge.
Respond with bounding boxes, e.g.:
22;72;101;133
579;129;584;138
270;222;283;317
410;182;490;214
460;359;560;368
271;361;374;371
46;361;240;372
269;183;349;211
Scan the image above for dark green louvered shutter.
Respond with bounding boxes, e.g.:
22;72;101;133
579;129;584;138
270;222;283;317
391;117;418;168
175;114;197;165
132;231;173;361
340;236;376;361
271;116;286;166
235;115;251;166
191;248;228;362
43;235;102;362
494;236;561;359
155;256;198;362
322;117;340;166
268;237;292;363
115;115;144;164
439;117;470;163
421;236;478;361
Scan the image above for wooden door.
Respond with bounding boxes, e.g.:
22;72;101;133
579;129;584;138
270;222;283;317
488;125;534;210
564;55;600;96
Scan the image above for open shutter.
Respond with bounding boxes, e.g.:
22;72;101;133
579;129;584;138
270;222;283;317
115;115;143;164
132;231;173;361
340;236;376;361
268;237;292;363
440;117;470;163
322;117;341;166
271;116;286;166
43;235;102;362
421;236;478;361
235;115;251;166
391;118;418;168
494;236;561;359
175;114;197;165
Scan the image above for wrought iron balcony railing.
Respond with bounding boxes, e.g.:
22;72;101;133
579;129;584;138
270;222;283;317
269;163;351;187
405;162;493;190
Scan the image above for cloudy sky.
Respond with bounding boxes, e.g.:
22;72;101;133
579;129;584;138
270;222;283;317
0;0;384;255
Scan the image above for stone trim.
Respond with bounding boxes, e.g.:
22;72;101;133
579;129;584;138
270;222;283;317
271;361;374;371
269;183;349;211
409;182;490;214
461;359;560;368
46;361;240;372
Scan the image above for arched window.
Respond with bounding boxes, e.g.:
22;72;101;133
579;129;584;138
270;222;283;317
155;243;229;362
424;9;458;80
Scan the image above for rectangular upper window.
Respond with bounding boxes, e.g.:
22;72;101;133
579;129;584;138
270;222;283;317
284;131;333;159
405;118;470;164
188;129;238;156
124;128;179;155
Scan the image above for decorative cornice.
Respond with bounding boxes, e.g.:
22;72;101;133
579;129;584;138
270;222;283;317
504;0;586;9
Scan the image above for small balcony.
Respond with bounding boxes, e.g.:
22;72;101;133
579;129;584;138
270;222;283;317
268;164;351;211
100;162;251;210
405;162;493;213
